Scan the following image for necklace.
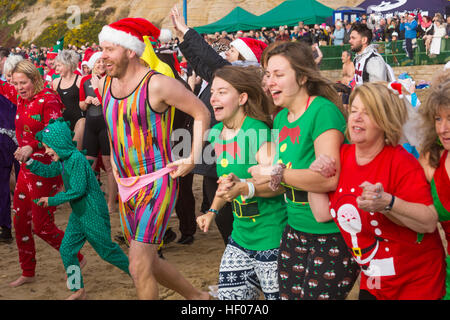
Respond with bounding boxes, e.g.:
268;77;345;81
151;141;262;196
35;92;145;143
288;95;311;122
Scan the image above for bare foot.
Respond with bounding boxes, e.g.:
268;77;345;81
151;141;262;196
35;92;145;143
193;291;210;300
9;275;35;287
66;288;86;300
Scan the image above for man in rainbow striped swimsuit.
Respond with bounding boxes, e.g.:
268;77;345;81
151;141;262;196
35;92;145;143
96;18;211;300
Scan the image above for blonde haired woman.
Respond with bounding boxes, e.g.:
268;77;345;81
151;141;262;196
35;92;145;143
0;60;84;287
310;82;446;300
418;73;450;299
53;50;85;150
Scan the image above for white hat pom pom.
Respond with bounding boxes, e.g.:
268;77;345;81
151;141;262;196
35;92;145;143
159;29;172;43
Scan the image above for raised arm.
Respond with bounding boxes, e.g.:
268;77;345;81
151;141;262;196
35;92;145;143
149;73;210;178
171;5;229;82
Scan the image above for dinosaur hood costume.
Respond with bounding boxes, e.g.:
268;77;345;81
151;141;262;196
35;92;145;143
35;118;78;161
30;117;97;209
27;117;129;292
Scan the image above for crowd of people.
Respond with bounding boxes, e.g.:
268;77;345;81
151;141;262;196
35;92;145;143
0;5;449;301
189;10;450;61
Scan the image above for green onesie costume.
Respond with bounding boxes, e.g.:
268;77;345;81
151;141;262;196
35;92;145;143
26;118;129;291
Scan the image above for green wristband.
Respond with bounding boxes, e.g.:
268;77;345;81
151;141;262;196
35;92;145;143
207;209;219;215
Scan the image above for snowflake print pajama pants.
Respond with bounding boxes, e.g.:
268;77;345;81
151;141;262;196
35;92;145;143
13;165;83;277
278;225;360;300
218;237;280;300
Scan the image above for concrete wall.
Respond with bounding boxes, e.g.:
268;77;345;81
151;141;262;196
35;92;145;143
321;64;445;83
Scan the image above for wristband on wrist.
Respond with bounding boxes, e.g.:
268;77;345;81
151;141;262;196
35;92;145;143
207;208;219;215
384;194;395;212
242;181;255;201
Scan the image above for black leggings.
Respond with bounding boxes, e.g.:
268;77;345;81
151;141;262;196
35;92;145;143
278;224;360;300
82;115;110;157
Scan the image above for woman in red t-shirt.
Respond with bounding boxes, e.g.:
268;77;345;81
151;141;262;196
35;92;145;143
309;82;446;300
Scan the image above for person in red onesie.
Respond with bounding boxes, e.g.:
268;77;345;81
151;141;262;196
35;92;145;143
308;82;446;300
0;60;85;287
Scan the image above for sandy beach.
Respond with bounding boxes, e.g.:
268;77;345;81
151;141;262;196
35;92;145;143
0;174;227;300
2;170;446;301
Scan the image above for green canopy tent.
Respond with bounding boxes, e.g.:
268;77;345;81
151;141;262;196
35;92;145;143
193;6;260;34
247;0;333;28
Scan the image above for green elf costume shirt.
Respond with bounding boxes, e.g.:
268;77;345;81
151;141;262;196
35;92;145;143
273;96;346;234
208;116;287;251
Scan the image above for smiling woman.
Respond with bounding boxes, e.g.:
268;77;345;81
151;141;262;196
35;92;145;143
252;41;359;301
311;82;446;300
53;50;84;151
418;73;450;299
0;59;85;288
198;65;287;300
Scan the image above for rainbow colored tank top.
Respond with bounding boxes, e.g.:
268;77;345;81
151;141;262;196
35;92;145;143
102;70;174;177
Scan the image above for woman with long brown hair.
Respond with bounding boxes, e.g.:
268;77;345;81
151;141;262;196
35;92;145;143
197;65;287;300
419;72;450;299
250;41;359;300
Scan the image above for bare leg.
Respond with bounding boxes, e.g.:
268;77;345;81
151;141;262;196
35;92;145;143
128;240;209;300
102;155;118;213
128;241;158;299
9;275;35;287
73;118;86;151
86;156;98;170
80;256;87;269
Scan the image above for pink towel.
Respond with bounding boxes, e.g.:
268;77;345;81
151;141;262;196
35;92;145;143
116;166;177;202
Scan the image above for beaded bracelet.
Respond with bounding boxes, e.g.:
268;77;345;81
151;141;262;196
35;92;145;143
269;163;286;191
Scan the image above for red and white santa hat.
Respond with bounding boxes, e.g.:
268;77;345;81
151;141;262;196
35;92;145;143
98;17;160;57
229;37;268;63
87;51;103;70
81;48;95;68
47;51;58;59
